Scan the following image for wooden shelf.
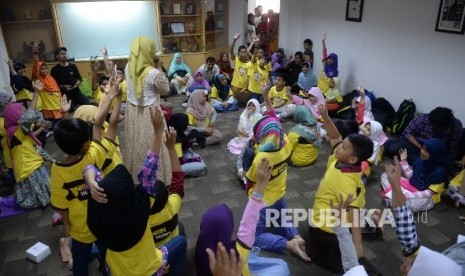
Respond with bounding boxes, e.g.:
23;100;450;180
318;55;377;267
160;14;201;18
2;19;53;24
163;33;202;38
213;12;225;16
205;29;225;35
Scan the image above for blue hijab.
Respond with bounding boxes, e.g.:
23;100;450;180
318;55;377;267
324;53;339;78
410;138;449;191
297;62;316;91
168;52;191;76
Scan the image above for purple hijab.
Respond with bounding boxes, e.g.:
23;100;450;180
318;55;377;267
324;53;339;77
188;69;210;93
194;204;236;276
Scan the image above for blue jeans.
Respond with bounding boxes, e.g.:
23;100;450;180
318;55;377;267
212;100;239;112
163;235;187;276
249;92;264;104
71;239;107;276
254;197;299;252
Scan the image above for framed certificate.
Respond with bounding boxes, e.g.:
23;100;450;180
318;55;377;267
185;3;195;15
173;3;181;15
160;3;170;15
170;22;185;34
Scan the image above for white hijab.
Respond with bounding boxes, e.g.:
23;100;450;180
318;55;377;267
408;246;462;276
238;99;262;136
343;265;368;276
363;120;388;165
356;96;374;121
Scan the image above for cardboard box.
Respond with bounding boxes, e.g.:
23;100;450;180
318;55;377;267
26;242;51;263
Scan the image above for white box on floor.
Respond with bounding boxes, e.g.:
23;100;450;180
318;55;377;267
26;242;51;263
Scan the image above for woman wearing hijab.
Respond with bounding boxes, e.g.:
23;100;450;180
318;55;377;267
354;89;374;125
325;77;343;111
186;89;223;146
381;138;449;212
195;159;290;276
216;52;233;82
168;52;193;95
228;99;262;181
318;33;339;93
210;74;239;112
124;36;171;184
288;105;320;167
167;113;207;177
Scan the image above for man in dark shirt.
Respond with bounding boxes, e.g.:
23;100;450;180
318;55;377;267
51;47;90;110
284;51;303;94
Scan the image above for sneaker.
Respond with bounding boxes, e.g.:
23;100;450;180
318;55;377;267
182;102;188;108
46;131;54;138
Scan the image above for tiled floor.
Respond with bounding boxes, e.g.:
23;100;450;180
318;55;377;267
0;94;464;275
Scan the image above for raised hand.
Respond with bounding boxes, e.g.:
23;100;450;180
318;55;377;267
61;94;72;113
99;46;108;55
252;35;260;45
255;158;272;195
164;126;177;149
323;32;327;41
261;83;270;97
206;242;243;276
318;103;329;118
32;43;39;54
398;148;408;162
91;60;101;71
149;105;165;134
233;33;241;40
33;80;44;93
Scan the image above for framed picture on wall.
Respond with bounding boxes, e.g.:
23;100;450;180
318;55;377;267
345;0;364;22
170;22;185;34
173;3;181;15
216;2;224;13
160;3;170;15
185;3;195;15
435;0;465;34
216;19;224;29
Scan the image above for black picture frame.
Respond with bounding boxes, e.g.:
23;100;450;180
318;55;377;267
435;0;465;35
215;2;224;13
185;3;195;15
170;22;185;34
160;3;170;15
345;0;364;22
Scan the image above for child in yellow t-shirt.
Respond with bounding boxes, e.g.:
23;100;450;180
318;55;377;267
307;104;382;275
246;39;271;104
244;85;310;262
85;106;187;276
230;33;251;106
264;73;290;114
51;78;122;275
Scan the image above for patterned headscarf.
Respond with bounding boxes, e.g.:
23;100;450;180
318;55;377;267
4;103;42;146
290;105;320;147
253;115;284;152
128;36;156;99
0;93;12;117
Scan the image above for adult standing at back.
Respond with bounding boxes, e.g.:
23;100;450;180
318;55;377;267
124;36;172;184
51;47;90;110
254;5;263;26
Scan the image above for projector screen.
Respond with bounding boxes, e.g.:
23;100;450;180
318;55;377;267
54;1;160;59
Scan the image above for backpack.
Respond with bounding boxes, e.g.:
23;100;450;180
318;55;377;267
372;97;396;130
391;99;416;135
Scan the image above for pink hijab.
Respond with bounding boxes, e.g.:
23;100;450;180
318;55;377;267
186;89;213;122
307;87;325;118
4;103;42;146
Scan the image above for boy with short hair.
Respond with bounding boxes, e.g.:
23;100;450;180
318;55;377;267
246;37;270;104
266;73;290;114
51;77;122;275
307;104;382;275
229;33;251;106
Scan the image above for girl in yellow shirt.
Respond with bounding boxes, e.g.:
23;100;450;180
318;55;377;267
288;105;320;167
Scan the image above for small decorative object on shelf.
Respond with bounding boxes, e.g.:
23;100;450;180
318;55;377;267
180;41;188;52
216;19;224;29
205;11;215;31
170;22;185;34
162;23;170;35
216;2;224;13
24;8;32;20
173;3;181;15
160;3;170;15
185;3;195;15
190;43;198;52
187;22;195;33
170;43;178;53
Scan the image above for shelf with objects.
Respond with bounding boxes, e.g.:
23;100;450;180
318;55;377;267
0;0;57;63
204;0;228;52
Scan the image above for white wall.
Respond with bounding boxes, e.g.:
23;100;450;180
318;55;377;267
279;0;465;122
228;0;247;46
0;27;13;95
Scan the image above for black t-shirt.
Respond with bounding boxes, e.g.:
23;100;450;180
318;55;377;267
51;63;82;93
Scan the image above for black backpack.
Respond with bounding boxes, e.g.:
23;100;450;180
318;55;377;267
391;99;416;135
372;97;396;131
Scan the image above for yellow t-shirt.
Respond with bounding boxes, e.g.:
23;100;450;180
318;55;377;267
312;151;366;233
39;90;61;111
15;89;42;111
9;127;44;182
51;138;118;243
187;113;210;127
247;61;271;94
120;80;127;102
148;194;181;247
269;86;290;107
451;170;464;188
287;131;318;167
0;118;12;169
246;135;292;205
236;243;251;276
210;86;233;102
97;91;116;112
231;56;250;89
106;225;164;276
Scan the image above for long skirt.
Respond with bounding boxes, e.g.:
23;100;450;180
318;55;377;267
15;164;50;209
123;102;172;185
